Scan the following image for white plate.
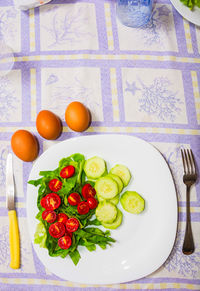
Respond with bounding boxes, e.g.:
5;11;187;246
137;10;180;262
170;0;200;26
27;134;178;284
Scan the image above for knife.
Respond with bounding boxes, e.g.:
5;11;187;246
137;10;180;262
6;153;20;269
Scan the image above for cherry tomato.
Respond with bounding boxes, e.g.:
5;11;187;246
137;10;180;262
65;230;73;238
58;235;72;249
57;213;68;224
65;218;79;232
42;210;57;223
81;183;96;199
49;179;62;192
87;197;98;209
40;196;47;208
41;193;61;211
68;192;81;206
60;165;75;179
49;222;65;238
77;201;89;215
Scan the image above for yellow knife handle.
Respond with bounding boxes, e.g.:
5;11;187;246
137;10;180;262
8;210;20;269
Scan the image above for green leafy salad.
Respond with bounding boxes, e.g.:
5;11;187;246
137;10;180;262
28;153;145;265
180;0;200;10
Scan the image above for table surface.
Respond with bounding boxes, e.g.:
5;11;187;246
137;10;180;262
0;0;200;290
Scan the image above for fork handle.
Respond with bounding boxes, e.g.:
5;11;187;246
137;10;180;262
182;185;195;255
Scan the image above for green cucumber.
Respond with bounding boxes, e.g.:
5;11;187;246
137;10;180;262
95;176;118;199
110;164;131;186
107;173;123;193
95;201;117;223
109;194;119;205
120;191;145;214
102;209;123;229
97;193;119;205
84;156;106;179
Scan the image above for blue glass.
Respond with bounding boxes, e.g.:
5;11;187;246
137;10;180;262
116;0;153;28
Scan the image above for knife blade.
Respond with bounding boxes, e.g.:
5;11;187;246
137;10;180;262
6;153;20;269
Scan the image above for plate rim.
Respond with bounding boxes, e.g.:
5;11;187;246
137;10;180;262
169;0;200;26
26;134;178;284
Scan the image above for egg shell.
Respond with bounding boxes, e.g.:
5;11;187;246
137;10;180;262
11;130;38;162
65;101;90;132
36;110;62;140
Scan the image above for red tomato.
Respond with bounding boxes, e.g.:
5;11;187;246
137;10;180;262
87;197;98;209
81;183;96;199
77;201;89;215
58;235;72;249
49;222;65;238
65;218;79;232
60;165;75;179
42;210;57;223
68;193;81;206
40;196;47;208
49;179;62;192
41;193;61;211
57;213;69;224
65;230;73;238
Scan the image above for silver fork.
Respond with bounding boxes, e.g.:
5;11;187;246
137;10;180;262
181;149;197;255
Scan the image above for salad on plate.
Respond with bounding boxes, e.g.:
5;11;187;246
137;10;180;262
28;153;145;265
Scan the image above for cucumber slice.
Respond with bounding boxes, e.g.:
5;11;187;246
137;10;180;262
102;209;123;229
84;156;106;179
95;176;118;199
110;194;119;205
107;173;123;193
110;164;131;186
95;201;117;223
97;193;119;205
120;191;145;214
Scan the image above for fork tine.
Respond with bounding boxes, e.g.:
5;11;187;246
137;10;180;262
190;149;196;174
181;149;187;174
187;149;193;174
184;149;190;174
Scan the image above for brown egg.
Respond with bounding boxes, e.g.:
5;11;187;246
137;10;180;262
36;110;62;140
65;101;90;132
11;130;38;162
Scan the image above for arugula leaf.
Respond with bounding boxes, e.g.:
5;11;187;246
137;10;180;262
28;178;43;187
69;249;81;265
87;218;101;226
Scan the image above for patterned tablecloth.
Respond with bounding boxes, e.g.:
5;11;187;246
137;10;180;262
0;0;200;290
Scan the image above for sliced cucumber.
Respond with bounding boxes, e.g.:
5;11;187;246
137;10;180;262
84;156;106;179
102;209;123;229
107;173;123;193
110;164;131;186
120;191;145;214
95;176;118;199
97;193;119;205
109;194;119;205
96;193;104;202
95;201;117;223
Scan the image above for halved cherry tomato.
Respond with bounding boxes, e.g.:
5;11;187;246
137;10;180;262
49;222;65;238
57;213;68;224
41;193;61;211
77;201;89;215
65;218;79;232
49;179;62;192
58;235;72;249
65;230;73;238
40;196;47;208
60;165;75;179
87;197;98;209
81;183;96;199
42;210;57;223
68;192;81;206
